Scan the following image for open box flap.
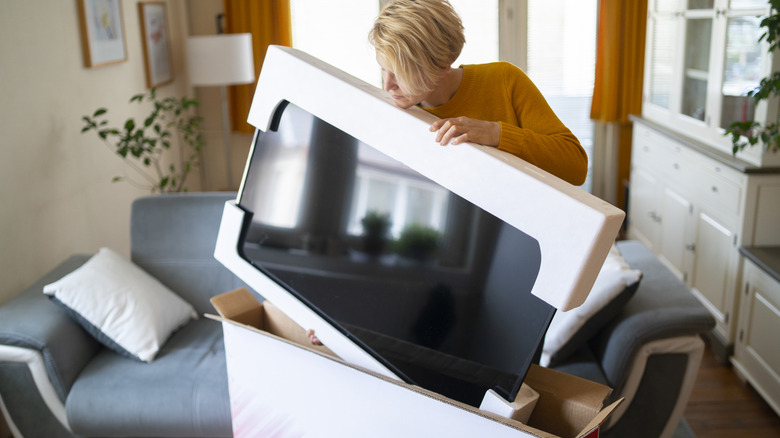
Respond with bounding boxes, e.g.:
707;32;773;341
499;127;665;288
576;399;623;438
524;365;616;437
209;288;620;437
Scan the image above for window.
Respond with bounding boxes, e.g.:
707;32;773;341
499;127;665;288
526;0;598;193
289;1;380;85
289;0;598;203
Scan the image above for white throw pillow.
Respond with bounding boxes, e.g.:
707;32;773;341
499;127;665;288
43;248;197;362
541;244;642;367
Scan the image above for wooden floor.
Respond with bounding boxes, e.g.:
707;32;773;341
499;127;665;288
684;345;780;438
0;409;8;438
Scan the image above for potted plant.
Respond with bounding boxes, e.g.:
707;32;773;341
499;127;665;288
360;211;392;255
725;0;780;155
81;88;204;193
395;223;440;262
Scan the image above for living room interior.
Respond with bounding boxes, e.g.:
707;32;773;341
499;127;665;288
1;1;779;437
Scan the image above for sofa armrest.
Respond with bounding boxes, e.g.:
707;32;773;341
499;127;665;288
593;241;715;395
0;255;101;402
601;335;705;438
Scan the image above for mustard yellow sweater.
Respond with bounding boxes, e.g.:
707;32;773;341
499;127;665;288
423;62;588;186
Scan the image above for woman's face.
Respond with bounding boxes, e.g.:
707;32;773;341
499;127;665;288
378;60;430;109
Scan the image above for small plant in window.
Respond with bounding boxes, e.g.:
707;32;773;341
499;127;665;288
81;88;204;193
360;211;392;255
725;0;780;155
395;223;440;262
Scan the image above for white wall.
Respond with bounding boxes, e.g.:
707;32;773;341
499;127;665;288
0;0;195;305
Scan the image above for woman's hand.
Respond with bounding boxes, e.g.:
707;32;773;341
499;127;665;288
430;117;501;147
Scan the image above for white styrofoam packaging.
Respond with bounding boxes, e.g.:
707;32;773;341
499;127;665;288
215;44;626;398
211;45;625;437
209;288;620;438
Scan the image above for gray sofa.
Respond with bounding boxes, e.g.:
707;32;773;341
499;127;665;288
0;193;713;437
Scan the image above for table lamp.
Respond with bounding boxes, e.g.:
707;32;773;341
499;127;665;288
186;33;255;190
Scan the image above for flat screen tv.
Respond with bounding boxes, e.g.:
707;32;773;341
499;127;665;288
215;46;624;411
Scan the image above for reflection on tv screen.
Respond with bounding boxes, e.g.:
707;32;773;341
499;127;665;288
238;102;555;407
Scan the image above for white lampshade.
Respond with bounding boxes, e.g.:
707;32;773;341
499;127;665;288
186;34;255;86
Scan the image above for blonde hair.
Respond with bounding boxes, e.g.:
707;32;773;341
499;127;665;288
369;0;465;96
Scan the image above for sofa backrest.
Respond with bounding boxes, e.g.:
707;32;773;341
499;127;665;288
130;193;250;314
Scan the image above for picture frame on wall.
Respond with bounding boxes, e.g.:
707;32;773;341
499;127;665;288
77;0;128;67
139;1;173;88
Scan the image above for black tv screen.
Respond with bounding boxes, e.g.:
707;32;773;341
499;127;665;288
236;101;555;408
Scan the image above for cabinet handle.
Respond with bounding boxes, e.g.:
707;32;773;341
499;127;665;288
686;243;696;252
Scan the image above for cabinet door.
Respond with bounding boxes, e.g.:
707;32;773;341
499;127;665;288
716;13;764;130
645;1;680;111
680;11;715;123
733;259;780;416
658;186;693;280
628;166;661;250
690;211;737;334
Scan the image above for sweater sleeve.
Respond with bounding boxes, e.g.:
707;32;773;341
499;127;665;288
496;66;588;186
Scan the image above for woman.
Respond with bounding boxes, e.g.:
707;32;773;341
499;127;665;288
368;0;588;186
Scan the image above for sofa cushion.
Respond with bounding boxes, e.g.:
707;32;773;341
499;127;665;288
43;248;197;363
541;245;642;367
65;318;232;437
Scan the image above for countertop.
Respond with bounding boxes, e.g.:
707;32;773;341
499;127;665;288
740;246;780;283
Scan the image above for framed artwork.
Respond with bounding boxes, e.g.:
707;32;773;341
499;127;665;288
139;2;173;88
77;0;128;67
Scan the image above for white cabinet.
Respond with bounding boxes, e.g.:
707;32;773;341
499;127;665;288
629;120;750;343
732;253;780;416
643;0;780;167
634;1;780;411
629;117;780;348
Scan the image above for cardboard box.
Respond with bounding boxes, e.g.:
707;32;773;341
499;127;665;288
209;288;620;438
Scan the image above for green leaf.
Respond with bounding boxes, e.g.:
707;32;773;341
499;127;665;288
93;108;107;117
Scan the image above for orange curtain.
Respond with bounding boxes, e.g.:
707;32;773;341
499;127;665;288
224;0;292;134
590;0;647;208
590;0;647;123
